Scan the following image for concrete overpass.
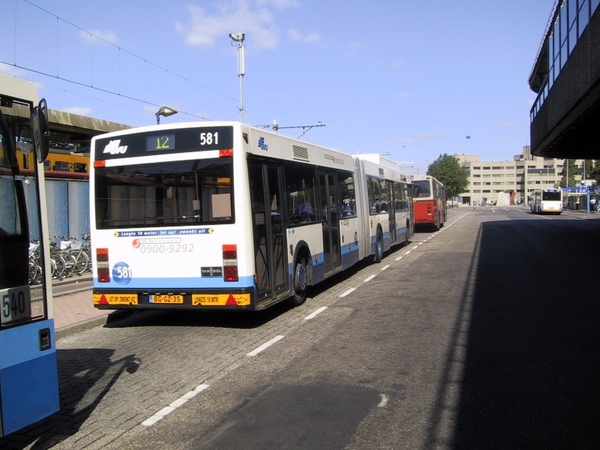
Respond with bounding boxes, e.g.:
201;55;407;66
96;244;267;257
529;0;600;160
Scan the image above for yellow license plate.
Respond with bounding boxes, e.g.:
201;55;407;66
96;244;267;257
151;294;184;304
94;293;138;305
191;293;251;306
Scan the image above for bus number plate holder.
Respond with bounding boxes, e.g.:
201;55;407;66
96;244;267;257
150;294;184;304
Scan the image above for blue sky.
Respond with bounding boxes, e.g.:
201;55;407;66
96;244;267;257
0;0;556;175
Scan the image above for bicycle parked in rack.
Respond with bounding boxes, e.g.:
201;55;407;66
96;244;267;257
28;235;93;284
53;236;77;279
58;235;91;276
28;240;42;285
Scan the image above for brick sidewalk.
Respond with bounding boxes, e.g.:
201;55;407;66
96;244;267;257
52;289;112;338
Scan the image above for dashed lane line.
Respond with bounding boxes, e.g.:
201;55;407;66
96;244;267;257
142;384;210;427
141;213;473;428
246;335;286;357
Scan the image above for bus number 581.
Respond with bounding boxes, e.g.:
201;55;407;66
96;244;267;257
199;132;218;146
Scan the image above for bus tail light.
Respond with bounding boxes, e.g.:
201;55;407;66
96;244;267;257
222;244;238;282
96;247;110;282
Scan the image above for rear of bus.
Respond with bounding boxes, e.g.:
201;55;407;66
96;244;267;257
412;177;445;229
541;189;563;214
90;122;258;310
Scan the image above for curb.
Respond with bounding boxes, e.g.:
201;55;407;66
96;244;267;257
55;309;134;341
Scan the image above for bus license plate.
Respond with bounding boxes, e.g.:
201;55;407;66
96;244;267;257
1;285;32;325
151;294;184;304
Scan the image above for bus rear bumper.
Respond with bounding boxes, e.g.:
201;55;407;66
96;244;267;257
92;288;257;310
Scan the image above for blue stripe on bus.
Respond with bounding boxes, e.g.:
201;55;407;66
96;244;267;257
0;319;59;435
92;275;256;289
0;319;56;368
1;353;59;435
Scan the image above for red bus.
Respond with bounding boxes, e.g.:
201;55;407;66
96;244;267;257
412;175;446;229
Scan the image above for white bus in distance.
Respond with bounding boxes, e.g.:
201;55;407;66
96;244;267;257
89;122;413;311
531;188;563;214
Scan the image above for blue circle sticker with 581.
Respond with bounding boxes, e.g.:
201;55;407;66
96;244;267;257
112;262;132;285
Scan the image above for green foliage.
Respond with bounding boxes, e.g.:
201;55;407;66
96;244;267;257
590;160;600;184
559;159;577;187
426;154;469;198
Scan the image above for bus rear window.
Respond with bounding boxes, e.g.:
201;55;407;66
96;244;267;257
542;191;561;201
413;180;431;198
94;158;233;229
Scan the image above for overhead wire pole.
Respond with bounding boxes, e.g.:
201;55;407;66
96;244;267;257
229;32;245;122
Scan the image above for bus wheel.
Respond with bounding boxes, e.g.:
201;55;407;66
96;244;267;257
292;256;308;306
374;231;383;263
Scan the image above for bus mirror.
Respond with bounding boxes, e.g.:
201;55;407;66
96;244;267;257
31;99;50;162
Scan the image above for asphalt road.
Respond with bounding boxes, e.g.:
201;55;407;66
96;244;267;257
2;206;599;449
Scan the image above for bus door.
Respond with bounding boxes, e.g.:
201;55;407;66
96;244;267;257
249;161;287;303
318;171;341;274
386;180;397;244
0;93;59;437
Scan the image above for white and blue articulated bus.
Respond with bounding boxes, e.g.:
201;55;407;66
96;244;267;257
89;122;414;311
0;75;59;436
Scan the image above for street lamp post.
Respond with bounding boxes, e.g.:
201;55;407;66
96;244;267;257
155;106;178;124
229;32;245;122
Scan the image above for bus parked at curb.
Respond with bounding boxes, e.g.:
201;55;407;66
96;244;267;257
89;122;413;311
412;175;446;229
531;188;563;214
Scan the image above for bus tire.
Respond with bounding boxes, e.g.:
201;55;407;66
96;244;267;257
374;230;384;263
291;256;308;306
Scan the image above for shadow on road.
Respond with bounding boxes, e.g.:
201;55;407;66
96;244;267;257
0;349;140;449
429;218;600;449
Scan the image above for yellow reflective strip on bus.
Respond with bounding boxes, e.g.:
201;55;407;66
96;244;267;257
93;293;138;305
191;293;251;306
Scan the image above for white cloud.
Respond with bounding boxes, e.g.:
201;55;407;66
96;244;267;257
288;29;321;44
0;63;26;78
397;92;410;100
0;64;44;92
176;0;290;50
79;30;119;45
492;119;515;128
61;106;94;116
257;0;300;8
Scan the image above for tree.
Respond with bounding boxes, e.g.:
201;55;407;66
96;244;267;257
590;160;600;185
426;154;469;198
559;159;576;187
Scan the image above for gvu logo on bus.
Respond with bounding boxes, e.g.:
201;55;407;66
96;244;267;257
103;139;128;155
258;137;268;151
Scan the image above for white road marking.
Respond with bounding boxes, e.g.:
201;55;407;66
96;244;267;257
246;335;285;357
304;306;328;320
142;384;210;426
339;287;356;298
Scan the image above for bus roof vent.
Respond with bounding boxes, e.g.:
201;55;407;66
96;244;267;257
293;145;309;161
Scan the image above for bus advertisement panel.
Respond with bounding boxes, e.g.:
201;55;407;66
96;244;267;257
90;122;413;311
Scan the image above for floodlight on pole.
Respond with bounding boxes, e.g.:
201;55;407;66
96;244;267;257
155;106;178;124
229;32;245;122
